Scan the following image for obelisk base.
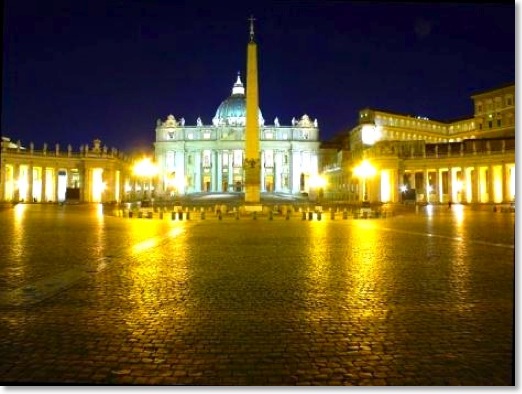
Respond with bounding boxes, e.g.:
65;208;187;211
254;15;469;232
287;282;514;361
244;185;261;204
244;163;261;204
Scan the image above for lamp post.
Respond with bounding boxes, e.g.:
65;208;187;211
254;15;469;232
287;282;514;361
354;160;376;203
308;174;327;202
133;158;158;203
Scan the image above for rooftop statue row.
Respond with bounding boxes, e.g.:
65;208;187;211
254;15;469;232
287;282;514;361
156;114;319;128
1;137;127;159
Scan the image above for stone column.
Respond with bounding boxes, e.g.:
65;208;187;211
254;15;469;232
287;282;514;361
424;168;430;203
13;164;20;202
42;167;47;202
448;167;453;203
55;168;61;202
105;168;114;202
195;151;201;192
212;150;218;192
461;167;468;203
0;161;4;201
438;168;444;203
473;166;481;203
488;164;494;203
216;150;222;192
502;163;508;203
392;167;399;203
28;163;34;202
228;152;233;191
83;167;91;203
274;151;280;193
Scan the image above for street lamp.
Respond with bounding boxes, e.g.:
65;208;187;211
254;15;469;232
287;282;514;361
133;158;158;202
354;160;376;202
308;174;327;202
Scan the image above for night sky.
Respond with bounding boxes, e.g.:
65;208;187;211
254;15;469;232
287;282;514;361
2;1;515;153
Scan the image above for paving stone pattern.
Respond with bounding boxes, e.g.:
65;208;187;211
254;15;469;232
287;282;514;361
0;204;515;385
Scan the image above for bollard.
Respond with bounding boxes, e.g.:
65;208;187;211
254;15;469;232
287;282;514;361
330;211;335;220
269;211;273;220
186;211;190;220
178;211;183;220
286;211;290;220
129;211;133;218
253;211;257;220
218;212;222;220
235;211;240;220
171;211;176;221
302;211;306;220
201;211;206;220
308;211;313;221
317;212;322;221
342;210;348;220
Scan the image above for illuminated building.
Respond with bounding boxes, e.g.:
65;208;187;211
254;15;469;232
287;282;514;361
0;138;132;203
321;83;515;204
153;23;320;197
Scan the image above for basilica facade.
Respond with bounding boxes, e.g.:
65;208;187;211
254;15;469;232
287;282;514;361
153;74;320;196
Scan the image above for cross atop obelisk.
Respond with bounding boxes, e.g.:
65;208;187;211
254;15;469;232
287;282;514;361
244;16;261;204
248;15;255;41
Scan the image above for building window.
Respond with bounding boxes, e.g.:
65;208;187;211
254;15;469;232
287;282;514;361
497;119;502;127
488;121;493;129
233;150;243;167
203;150;211;167
166;151;175;171
264;150;274;168
507;97;513;106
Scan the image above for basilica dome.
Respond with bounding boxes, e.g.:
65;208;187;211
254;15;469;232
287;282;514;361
212;74;264;127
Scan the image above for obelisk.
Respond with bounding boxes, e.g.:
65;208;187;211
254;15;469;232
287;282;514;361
244;16;261;204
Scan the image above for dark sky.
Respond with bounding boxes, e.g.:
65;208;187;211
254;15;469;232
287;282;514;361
1;1;515;153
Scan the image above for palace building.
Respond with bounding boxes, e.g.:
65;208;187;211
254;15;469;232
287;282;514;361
320;83;515;205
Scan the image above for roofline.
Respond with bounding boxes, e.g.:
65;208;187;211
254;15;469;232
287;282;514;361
470;82;515;98
359;107;448;124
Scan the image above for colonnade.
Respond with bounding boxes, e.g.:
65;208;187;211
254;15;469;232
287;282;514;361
364;155;515;204
0;143;131;203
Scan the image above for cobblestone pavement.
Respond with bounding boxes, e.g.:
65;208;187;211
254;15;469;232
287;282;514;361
0;204;515;385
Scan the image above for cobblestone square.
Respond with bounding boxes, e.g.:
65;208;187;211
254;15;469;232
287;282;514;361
0;204;515;385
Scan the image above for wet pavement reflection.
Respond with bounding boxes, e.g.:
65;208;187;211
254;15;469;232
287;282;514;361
0;204;514;385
